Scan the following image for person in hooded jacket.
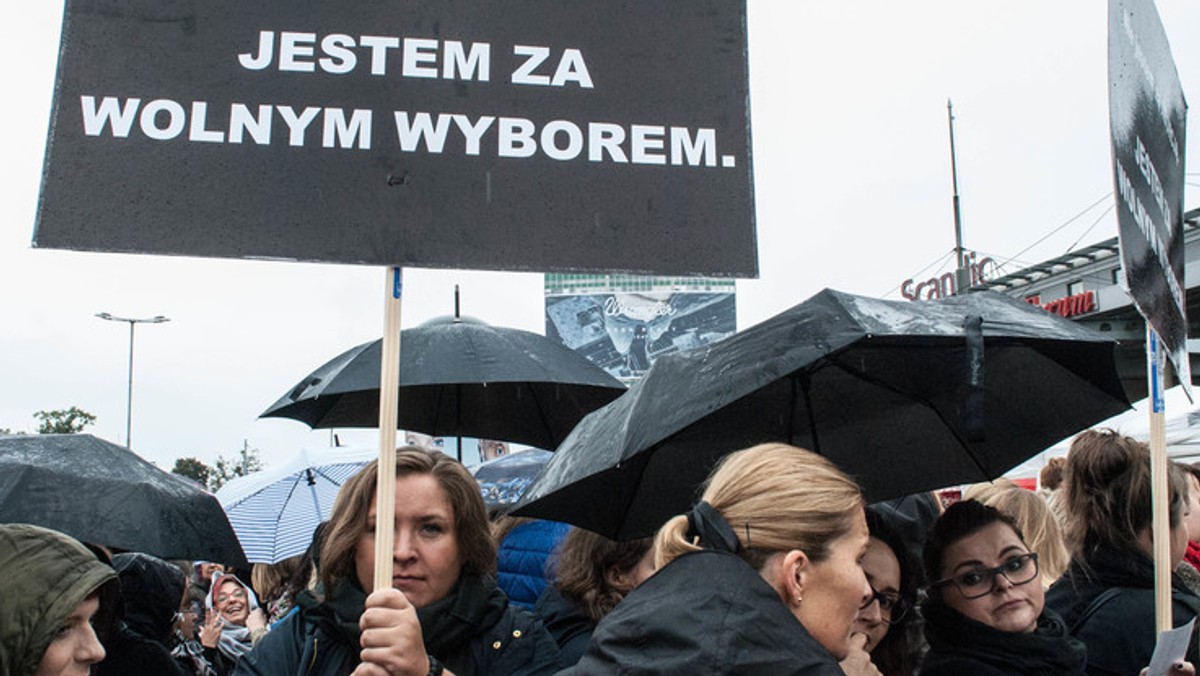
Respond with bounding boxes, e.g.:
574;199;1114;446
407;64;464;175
918;499;1087;676
96;552;190;676
566;443;877;676
0;523;119;676
233;447;561;676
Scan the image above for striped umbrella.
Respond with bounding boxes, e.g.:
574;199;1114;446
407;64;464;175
216;447;377;564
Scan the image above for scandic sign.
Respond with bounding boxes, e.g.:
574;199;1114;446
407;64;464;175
34;0;756;277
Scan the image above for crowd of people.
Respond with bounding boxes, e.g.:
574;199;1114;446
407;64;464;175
4;429;1200;675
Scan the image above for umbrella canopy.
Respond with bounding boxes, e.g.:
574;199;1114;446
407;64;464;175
469;449;553;508
512;288;1131;539
0;433;247;566
1005;384;1200;480
260;316;626;450
216;446;377;564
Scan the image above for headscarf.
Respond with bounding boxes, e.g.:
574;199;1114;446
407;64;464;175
204;572;261;661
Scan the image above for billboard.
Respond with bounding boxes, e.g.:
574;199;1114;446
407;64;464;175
1108;0;1189;388
34;0;757;277
545;274;736;383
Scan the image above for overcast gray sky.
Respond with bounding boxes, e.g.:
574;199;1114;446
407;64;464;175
2;1;1198;471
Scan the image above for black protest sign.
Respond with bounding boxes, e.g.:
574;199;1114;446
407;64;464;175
34;0;756;277
1108;0;1189;385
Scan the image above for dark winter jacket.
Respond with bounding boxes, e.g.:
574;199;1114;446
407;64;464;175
97;552;190;676
498;521;571;610
533;585;594;668
1046;544;1200;676
918;600;1086;675
232;573;561;676
0;524;119;676
565;549;844;675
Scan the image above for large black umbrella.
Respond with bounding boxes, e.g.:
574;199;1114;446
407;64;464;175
260;316;626;451
0;433;248;566
512;288;1131;539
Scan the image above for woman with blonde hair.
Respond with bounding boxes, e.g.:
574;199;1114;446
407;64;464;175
567;443;874;675
980;487;1068;587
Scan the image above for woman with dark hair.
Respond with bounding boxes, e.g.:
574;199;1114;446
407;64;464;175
233;447;561;675
567;443;875;675
850;506;921;676
1046;429;1200;676
534;529;654;666
919;500;1087;675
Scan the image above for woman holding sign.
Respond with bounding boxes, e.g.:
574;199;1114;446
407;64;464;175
233;447;561;676
1046;429;1200;676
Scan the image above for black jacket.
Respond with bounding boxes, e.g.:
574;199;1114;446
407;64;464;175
232;574;561;676
918;600;1086;675
97;552;190;676
1046;545;1200;676
533;585;594;668
565;549;844;675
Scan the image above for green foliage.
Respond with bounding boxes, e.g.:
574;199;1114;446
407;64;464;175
209;441;264;491
172;456;213;488
34;407;97;434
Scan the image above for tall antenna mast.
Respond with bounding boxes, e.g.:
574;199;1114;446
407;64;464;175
948;99;969;294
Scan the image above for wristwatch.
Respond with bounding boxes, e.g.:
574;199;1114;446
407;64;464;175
426;654;444;676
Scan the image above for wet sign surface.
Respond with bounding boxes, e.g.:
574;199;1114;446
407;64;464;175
1108;0;1189;384
35;0;756;276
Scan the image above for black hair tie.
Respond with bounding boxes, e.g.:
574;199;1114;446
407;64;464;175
686;500;741;554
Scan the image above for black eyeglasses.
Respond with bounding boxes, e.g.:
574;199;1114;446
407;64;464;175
931;552;1040;600
860;585;910;624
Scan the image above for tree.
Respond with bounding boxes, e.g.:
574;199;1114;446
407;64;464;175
172;457;213;488
33;407;96;434
209;440;263;491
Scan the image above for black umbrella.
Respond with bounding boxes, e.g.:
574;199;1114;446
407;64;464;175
260;316;626;451
0;433;248;566
512;288;1131;539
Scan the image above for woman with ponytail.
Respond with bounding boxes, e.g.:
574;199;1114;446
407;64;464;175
565;443;877;675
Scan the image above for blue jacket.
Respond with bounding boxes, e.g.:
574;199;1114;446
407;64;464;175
497;521;571;610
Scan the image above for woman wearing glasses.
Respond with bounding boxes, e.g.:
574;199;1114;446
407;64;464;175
1046;429;1200;676
202;573;267;673
918;499;1088;675
849;507;920;676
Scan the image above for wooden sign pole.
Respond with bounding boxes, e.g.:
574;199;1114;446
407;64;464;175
373;266;403;592
1148;326;1172;633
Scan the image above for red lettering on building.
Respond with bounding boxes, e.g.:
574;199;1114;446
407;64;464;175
1037;290;1095;318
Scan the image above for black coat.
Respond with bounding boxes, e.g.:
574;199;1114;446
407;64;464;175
1046;545;1200;676
918;600;1086;675
232;574;561;676
533;585;594;668
97;553;190;676
564;549;844;675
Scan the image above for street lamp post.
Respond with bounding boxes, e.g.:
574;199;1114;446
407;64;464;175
95;312;169;449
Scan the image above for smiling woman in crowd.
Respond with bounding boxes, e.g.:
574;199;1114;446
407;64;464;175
918;499;1086;675
201;573;267;674
233;446;560;676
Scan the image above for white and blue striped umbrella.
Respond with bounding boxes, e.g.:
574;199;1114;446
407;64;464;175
216;447;377;564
